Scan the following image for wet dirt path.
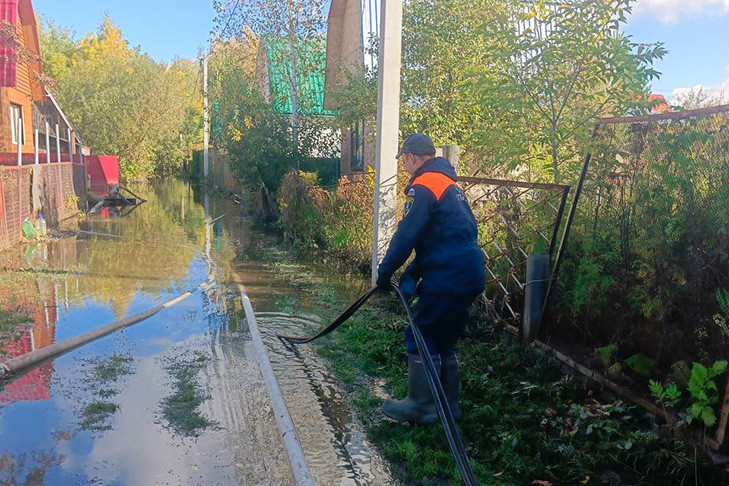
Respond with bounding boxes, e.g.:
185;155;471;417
0;180;393;485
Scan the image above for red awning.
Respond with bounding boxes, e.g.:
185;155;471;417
0;0;18;87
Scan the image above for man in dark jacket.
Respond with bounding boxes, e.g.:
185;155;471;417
376;133;485;424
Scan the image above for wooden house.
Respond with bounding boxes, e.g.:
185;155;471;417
323;0;380;177
0;0;81;165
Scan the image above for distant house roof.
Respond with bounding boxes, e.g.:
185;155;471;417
649;94;671;114
257;36;337;117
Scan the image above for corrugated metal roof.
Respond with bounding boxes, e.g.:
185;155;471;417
264;36;338;117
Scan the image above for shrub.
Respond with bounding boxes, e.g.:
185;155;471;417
278;169;374;267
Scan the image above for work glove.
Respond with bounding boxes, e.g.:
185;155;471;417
376;273;393;292
399;271;417;301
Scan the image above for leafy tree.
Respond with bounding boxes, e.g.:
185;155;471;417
208;36;338;192
472;0;665;182
38;16;202;180
214;0;328;153
399;0;493;147
332;0;664;184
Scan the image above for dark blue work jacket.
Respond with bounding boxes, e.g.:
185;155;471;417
377;157;486;296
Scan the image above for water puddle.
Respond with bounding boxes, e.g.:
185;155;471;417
0;180;393;485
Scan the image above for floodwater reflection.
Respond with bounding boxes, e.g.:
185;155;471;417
0;179;392;485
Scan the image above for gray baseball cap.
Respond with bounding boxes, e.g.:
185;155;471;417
395;133;436;159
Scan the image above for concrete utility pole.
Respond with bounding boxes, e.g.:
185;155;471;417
371;0;403;286
203;56;209;180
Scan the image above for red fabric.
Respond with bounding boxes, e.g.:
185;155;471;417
0;0;19;88
85;155;120;195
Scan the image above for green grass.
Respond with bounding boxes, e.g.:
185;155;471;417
159;350;218;437
80;401;119;431
92;353;134;382
77;353;135;432
320;302;729;485
256;233;727;485
269;273;726;486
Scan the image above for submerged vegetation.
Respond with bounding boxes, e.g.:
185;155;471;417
158;350;218;437
78;353;135;432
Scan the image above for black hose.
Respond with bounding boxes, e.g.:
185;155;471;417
277;288;378;344
278;284;480;486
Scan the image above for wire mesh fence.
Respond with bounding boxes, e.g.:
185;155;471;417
546;104;729;388
458;174;569;329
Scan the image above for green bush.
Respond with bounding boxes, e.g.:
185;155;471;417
278;169;374;268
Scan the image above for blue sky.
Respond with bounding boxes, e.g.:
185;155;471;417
33;0;216;63
34;0;729;101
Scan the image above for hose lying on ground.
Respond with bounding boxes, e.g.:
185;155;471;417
278;284;480;486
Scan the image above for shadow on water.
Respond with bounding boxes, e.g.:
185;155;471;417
0;179;393;485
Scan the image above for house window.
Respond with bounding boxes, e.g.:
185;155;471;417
350;120;365;172
9;104;24;145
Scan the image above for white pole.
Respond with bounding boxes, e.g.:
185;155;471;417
16;118;22;166
371;0;403;286
67;128;72;160
34;128;39;164
45;122;50;164
203;56;209;180
55;124;61;163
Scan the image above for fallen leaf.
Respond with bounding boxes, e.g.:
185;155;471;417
581;476;590;484
531;481;552;486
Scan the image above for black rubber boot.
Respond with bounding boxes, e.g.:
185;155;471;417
382;353;441;424
441;354;463;422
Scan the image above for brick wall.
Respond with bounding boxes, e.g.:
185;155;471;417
0;162;85;251
0;165;31;247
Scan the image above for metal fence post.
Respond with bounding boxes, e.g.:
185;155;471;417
16;118;22;166
523;254;550;343
34;129;39;165
45;122;50;164
55;124;61;163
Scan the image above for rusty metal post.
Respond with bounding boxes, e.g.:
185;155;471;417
714;377;729;449
540;124;600;324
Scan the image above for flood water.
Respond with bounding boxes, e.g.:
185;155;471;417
0;180;393;485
